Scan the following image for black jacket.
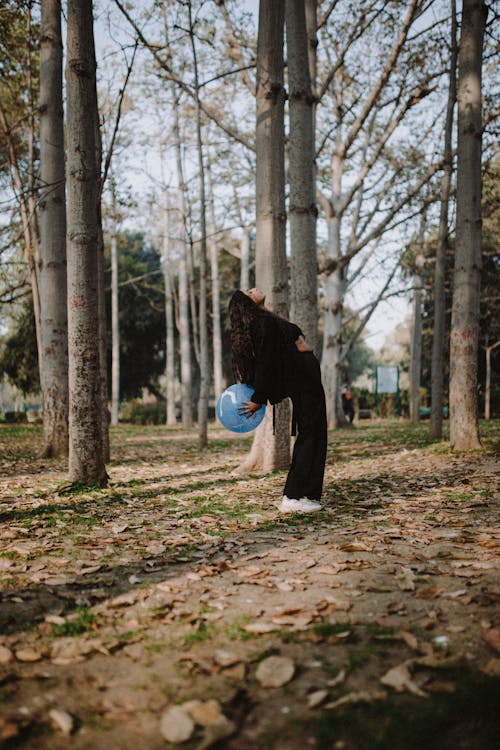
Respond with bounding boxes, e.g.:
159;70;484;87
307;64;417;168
249;315;303;405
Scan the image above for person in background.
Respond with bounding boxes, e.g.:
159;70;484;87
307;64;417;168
228;288;327;513
342;383;355;423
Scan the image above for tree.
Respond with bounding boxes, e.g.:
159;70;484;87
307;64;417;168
106;232;165;399
187;0;210;449
0;1;42;383
38;0;68;457
238;0;290;474
429;0;457;439
66;0;107;485
449;0;487;450
316;0;441;426
286;0;317;350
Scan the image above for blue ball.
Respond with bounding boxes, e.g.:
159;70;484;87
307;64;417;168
216;383;266;433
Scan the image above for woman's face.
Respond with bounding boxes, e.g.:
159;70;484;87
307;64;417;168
243;288;266;307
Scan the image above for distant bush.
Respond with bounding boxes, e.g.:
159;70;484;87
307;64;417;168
120;402;165;425
3;411;28;424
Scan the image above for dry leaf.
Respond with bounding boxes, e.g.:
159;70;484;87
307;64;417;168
395;567;415;591
307;689;328;708
0;718;19;741
325;690;387;709
243;622;279;634
255;656;295;688
481;658;500;677
213;650;240;668
0;645;13;664
15;647;42;663
380;662;427;697
160;705;195;743
399;630;419;650
483;628;500;654
327;668;346;687
197;715;236;750
49;709;73;735
275;581;294;592
222;662;246;680
184;700;221;727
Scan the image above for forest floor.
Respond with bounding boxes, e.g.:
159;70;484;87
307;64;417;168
0;419;499;750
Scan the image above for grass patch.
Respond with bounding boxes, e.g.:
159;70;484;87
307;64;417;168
51;607;97;637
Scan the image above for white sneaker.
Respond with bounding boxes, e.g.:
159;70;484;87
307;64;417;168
278;496;322;513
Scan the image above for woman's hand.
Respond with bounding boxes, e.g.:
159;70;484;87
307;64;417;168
239;401;262;417
295;335;313;353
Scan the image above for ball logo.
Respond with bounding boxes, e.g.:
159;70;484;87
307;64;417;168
216;384;266;433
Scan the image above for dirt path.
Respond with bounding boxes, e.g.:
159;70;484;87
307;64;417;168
1;422;499;749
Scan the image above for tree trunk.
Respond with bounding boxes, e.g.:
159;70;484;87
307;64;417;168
172;87;193;428
188;0;209;448
39;0;68;457
429;0;457;439
410;259;424;423
449;0;487;450
240;230;250;290
66;0;107;486
239;0;290;474
483;342;500;420
161;188;177;426
206;151;223;399
286;0;318;351
110;179;120;426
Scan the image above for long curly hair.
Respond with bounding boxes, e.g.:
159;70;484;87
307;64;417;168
228;290;260;385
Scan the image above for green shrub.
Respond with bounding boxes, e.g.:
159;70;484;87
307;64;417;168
120;402;165;425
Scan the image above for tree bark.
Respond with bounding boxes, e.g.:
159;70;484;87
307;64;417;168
172;87;193;428
239;0;290;474
449;0;487;450
110;178;120;426
66;0;107;485
39;0;68;457
161;186;177;426
286;0;318;351
240;230;250;290
429;0;457;440
188;0;210;449
410;253;424;423
206;149;224;399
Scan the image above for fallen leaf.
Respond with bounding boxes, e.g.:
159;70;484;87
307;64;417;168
0;718;19;741
399;631;419;650
380;662;427;697
243;622;279;634
160;705;195;743
255;656;295;688
0;645;13;664
184;699;221;727
483;628;500;654
481;658;500;677
197;715;236;750
395;567;415;591
327;668;346;687
213;650;240;668
325;690;387;709
307;689;328;708
222;662;246;680
49;709;73;735
15;647;42;663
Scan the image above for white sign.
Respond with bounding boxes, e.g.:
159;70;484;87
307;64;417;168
376;366;399;394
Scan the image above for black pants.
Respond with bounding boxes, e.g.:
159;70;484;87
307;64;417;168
283;353;327;502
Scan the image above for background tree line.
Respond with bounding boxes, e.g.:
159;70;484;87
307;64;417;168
0;0;498;484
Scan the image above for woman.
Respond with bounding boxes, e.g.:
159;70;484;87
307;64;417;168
228;288;327;513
